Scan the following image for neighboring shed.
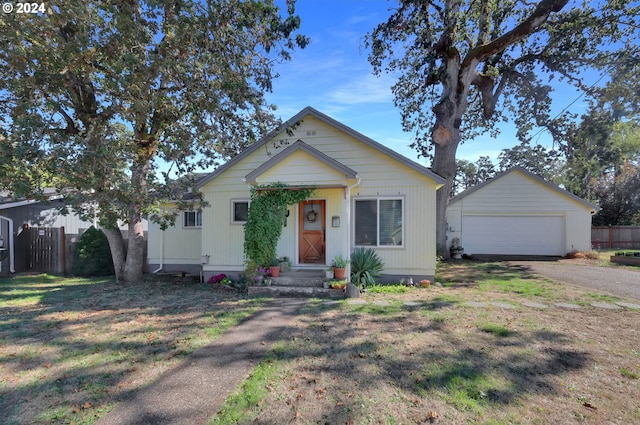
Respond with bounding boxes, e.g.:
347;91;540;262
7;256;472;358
446;167;599;256
0;193;147;275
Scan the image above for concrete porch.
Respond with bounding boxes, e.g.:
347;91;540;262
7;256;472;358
248;269;345;298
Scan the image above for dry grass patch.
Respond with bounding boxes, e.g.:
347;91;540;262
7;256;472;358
212;261;640;424
0;274;262;425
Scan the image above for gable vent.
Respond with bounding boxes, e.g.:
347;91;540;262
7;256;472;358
306;130;316;136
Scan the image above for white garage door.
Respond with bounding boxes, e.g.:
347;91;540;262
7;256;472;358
462;215;565;255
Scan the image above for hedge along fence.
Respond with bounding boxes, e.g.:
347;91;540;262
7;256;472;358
592;226;640;249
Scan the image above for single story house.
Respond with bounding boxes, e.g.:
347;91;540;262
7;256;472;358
446;166;599;256
148;106;445;282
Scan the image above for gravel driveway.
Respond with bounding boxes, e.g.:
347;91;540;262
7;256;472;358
510;260;640;301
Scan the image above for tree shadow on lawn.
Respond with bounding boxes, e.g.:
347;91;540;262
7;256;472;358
258;303;591;423
438;259;545;285
0;275;257;424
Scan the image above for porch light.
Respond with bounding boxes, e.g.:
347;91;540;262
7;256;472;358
332;216;340;227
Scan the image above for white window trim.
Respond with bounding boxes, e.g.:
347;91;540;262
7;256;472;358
183;210;202;228
231;199;251;224
352;196;405;248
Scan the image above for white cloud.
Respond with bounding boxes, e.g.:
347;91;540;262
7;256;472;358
327;73;394;105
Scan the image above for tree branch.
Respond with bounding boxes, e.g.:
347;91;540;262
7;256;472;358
462;0;569;68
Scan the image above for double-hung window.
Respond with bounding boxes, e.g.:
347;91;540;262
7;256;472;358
354;198;403;247
183;210;202;228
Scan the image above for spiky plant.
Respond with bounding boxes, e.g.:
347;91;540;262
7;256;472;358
350;247;384;288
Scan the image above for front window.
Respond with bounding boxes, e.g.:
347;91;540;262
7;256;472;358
183;210;202;228
354;198;403;247
232;200;250;224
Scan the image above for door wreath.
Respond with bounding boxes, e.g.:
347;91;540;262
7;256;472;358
306;209;318;223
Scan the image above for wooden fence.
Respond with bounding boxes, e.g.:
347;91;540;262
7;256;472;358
14;226;75;274
592;226;640;249
12;226;147;275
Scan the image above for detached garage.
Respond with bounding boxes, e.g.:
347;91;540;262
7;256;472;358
447;167;599;256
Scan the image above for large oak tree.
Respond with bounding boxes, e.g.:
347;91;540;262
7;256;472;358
366;0;639;256
0;0;308;282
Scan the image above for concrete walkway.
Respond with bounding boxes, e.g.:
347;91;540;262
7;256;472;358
95;298;308;425
94;292;638;425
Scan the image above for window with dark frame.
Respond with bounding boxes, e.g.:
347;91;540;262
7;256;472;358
183;210;202;228
354;198;403;247
232;200;250;223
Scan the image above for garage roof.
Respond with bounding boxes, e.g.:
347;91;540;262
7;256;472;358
450;166;599;213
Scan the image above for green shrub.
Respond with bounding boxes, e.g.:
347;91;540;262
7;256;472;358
350;247;384;288
72;226;115;276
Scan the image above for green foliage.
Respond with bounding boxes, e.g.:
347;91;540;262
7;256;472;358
331;254;349;268
72;227;115;277
350;247;385;287
366;0;639;254
591;161;640;225
497;142;564;185
477;322;514;337
243;183;313;268
0;1;308;282
367;284;408;294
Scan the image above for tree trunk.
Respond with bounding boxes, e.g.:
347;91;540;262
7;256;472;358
123;213;146;283
103;227;126;282
432;140;459;258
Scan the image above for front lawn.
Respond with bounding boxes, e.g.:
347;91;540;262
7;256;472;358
211;261;640;425
2;261;639;425
0;274;262;425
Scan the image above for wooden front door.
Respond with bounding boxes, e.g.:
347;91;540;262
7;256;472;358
298;200;325;264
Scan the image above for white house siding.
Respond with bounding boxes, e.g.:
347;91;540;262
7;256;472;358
447;169;595;255
198;114;440;280
255;150;350;187
147;208;202;274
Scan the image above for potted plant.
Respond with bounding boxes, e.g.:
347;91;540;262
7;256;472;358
332;255;349;279
279;256;291;272
449;237;464;259
450;246;464;259
330;279;347;290
268;258;281;277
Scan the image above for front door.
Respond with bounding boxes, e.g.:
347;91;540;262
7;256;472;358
298;200;325;264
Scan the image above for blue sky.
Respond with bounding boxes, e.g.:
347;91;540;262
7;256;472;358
265;0;591;167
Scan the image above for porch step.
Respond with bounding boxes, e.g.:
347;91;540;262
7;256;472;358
248;269;342;298
271;276;325;287
271;270;327;287
248;285;344;298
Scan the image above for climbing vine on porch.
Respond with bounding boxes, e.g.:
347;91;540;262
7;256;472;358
244;183;314;272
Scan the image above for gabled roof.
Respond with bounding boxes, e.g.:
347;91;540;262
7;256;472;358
450;166;599;212
245;139;358;184
197;106;445;188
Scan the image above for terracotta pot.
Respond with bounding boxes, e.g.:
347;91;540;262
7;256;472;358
269;266;280;277
333;267;346;279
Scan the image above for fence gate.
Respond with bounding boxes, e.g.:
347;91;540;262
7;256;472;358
14;227;67;274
